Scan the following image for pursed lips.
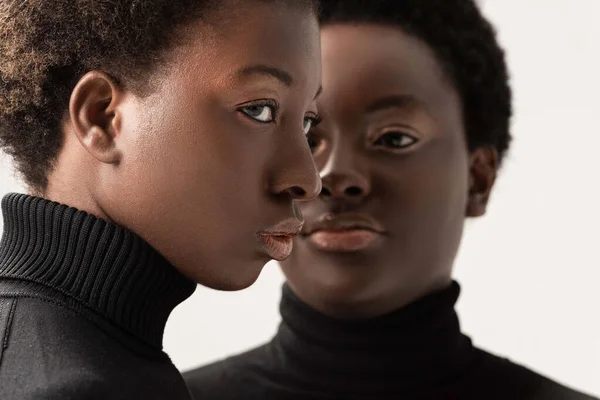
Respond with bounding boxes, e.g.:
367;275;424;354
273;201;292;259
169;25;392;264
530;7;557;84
256;218;304;261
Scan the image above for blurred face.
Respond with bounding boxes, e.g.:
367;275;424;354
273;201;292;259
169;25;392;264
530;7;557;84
87;2;322;289
281;24;495;318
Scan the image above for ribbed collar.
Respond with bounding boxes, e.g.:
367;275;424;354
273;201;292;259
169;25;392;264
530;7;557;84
0;193;196;349
273;281;478;396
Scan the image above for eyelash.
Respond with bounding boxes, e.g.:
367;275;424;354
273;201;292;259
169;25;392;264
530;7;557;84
238;99;279;124
307;113;322;125
238;99;323;136
372;130;419;150
304;113;323;131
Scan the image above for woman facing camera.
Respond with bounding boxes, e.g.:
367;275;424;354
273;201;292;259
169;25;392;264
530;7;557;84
184;1;598;399
0;0;322;398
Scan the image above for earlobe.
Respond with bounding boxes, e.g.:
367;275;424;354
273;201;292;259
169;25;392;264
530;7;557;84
466;147;498;217
69;71;123;164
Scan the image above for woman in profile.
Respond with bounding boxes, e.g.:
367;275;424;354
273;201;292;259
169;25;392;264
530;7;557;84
183;1;598;399
0;0;322;398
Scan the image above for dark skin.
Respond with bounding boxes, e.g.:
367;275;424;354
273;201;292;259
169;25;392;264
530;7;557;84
44;1;322;290
281;24;497;319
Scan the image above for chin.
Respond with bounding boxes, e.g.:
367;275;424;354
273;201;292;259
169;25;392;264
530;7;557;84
191;258;267;291
303;272;381;304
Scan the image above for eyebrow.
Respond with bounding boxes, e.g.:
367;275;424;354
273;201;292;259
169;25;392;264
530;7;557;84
365;94;421;114
236;64;294;87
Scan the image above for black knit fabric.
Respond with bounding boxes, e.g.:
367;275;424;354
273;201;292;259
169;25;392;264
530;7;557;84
184;283;598;400
0;193;196;399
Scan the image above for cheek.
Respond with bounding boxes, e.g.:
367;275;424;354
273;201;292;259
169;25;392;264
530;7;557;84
125;97;266;198
382;143;469;232
97;100;277;281
375;151;467;275
108;98;270;247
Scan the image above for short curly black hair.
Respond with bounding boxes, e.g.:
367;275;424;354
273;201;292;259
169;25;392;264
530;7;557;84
0;0;318;193
319;0;512;164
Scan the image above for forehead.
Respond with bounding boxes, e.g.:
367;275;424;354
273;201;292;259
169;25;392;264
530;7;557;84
319;24;460;117
184;1;321;88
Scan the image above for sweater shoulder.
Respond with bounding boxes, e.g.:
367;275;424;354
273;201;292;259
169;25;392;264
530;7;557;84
183;344;272;400
469;348;598;400
0;296;192;400
530;376;599;400
0;370;112;400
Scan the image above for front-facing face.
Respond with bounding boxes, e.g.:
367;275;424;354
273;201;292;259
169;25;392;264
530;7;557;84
57;1;322;290
280;24;496;318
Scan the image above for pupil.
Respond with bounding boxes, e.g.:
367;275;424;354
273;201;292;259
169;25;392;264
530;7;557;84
248;106;262;116
383;133;410;148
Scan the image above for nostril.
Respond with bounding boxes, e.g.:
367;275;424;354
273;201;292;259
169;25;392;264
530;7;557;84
289;186;307;198
345;186;363;197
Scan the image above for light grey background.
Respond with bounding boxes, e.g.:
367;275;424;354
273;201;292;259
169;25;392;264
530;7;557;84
1;0;599;396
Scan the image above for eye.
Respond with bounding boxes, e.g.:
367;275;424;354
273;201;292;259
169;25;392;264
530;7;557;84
303;113;322;134
239;100;278;123
306;132;321;153
373;131;419;150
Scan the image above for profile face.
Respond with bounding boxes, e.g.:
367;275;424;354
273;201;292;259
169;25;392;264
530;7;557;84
93;1;322;290
281;24;482;315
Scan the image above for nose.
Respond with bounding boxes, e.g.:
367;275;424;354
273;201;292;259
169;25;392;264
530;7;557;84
320;139;370;201
269;129;322;201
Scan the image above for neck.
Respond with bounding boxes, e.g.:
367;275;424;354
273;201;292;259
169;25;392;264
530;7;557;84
288;277;454;320
44;136;110;221
0;193;196;349
272;281;477;395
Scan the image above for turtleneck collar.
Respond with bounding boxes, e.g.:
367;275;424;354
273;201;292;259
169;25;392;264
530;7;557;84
0;193;196;349
273;281;479;396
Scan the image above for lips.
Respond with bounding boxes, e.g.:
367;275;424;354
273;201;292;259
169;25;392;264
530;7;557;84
308;229;380;252
303;212;385;252
257;218;304;261
256;234;294;261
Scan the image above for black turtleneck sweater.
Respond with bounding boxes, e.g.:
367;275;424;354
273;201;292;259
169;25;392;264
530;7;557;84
184;283;597;400
0;193;196;400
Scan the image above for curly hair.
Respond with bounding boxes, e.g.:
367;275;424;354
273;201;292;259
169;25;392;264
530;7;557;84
0;0;318;192
319;0;512;164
